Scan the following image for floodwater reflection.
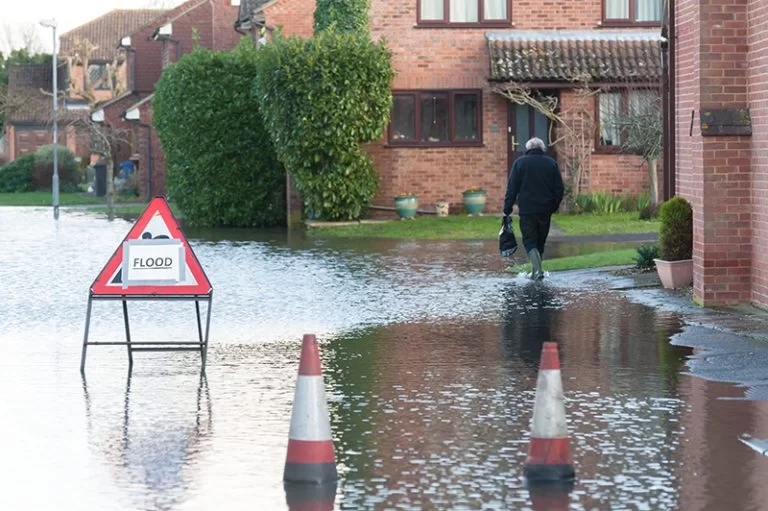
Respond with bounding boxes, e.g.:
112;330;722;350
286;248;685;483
3;207;768;510
82;371;212;511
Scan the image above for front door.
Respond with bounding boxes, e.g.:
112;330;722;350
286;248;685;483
507;100;555;174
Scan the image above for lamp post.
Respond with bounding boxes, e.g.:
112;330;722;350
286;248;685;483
40;18;59;220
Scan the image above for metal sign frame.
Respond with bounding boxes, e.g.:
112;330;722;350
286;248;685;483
80;291;212;375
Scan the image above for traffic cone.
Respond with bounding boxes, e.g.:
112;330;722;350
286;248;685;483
284;334;338;484
523;342;575;482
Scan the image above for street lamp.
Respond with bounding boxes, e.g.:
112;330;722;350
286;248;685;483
40;18;59;220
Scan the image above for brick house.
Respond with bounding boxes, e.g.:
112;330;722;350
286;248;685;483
92;0;242;197
3;63;78;161
670;0;768;307
2;9;166;163
236;0;665;214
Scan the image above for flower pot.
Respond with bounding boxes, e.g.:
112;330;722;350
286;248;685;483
654;258;693;289
435;200;449;217
394;196;418;219
463;190;486;215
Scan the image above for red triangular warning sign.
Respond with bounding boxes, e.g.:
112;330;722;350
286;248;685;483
91;197;212;296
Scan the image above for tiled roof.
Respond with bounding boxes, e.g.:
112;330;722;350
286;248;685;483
60;9;168;62
486;30;663;83
5;63;73;124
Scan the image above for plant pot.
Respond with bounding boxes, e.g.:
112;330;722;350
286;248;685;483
394;196;418;219
654;258;693;289
463;190;486;215
435;200;449;217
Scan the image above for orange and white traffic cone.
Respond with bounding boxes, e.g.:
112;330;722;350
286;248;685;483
284;334;338;484
523;342;575;482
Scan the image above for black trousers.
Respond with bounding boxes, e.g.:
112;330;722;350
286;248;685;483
519;212;552;256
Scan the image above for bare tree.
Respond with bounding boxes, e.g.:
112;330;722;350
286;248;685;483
1;23;44;54
606;86;663;204
69;116;132;216
63;37;126;105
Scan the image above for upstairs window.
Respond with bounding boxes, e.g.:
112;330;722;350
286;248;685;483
419;0;510;25
389;90;482;147
604;0;663;24
87;63;111;91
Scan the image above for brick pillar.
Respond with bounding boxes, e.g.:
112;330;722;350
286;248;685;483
675;0;752;306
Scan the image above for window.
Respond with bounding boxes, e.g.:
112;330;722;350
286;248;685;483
87;63;111;91
419;0;510;25
389;90;482;146
597;88;660;149
604;0;663;24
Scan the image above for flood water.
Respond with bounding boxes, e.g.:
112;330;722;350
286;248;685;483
2;206;768;511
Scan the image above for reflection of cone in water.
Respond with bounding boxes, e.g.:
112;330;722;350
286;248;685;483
528;481;573;511
285;481;337;511
524;342;575;482
284;334;338;484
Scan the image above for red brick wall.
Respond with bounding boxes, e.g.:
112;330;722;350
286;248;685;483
255;0;660;213
676;0;753;306
262;0;316;37
102;94;146;165
749;0;768;306
132;0;240;93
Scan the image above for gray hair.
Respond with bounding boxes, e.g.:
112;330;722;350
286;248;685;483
525;137;546;152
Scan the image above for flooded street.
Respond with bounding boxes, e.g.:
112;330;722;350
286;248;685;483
2;206;768;510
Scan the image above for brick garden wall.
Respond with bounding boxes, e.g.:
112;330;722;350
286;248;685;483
748;0;768;306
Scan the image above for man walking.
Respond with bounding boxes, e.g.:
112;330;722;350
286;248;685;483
503;137;564;280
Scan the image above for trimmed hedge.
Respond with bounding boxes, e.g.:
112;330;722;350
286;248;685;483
0;155;36;192
658;196;693;261
253;29;393;220
153;39;286;228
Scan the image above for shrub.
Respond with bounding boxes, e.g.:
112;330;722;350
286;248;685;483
658;196;693;261
590;191;622;214
254;29;394;220
32;145;82;192
315;0;370;36
639;203;661;221
32;162;82;192
0;155;36;192
153;40;286;227
634;243;659;269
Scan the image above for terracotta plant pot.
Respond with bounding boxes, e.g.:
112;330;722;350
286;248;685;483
654;258;693;289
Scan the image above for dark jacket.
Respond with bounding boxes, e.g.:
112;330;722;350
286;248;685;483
503;148;564;216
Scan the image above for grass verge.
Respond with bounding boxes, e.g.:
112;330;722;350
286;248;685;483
506;248;638;274
308;212;658;239
0;192;105;206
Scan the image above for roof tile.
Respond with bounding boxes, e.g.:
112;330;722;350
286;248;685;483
486;30;663;83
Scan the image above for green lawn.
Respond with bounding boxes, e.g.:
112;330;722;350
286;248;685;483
0;192;105;206
506;248;639;274
308;212;658;239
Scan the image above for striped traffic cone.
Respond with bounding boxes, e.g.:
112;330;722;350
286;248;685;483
523;342;575;482
284;334;338;484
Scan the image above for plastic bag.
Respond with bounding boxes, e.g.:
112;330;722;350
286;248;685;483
499;215;518;257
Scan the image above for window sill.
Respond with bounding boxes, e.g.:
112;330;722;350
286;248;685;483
596;20;662;28
414;21;514;29
593;147;624;155
385;142;485;148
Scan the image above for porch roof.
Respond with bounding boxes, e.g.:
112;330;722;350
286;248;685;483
486;30;663;84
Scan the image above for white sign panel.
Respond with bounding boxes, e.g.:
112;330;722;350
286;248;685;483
121;239;185;288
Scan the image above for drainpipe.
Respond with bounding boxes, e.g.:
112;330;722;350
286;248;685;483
134;122;154;199
668;0;676;199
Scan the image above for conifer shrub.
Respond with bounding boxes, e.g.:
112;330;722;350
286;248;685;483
658;196;693;261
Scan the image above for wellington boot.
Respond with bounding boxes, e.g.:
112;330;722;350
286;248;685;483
527;248;543;280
